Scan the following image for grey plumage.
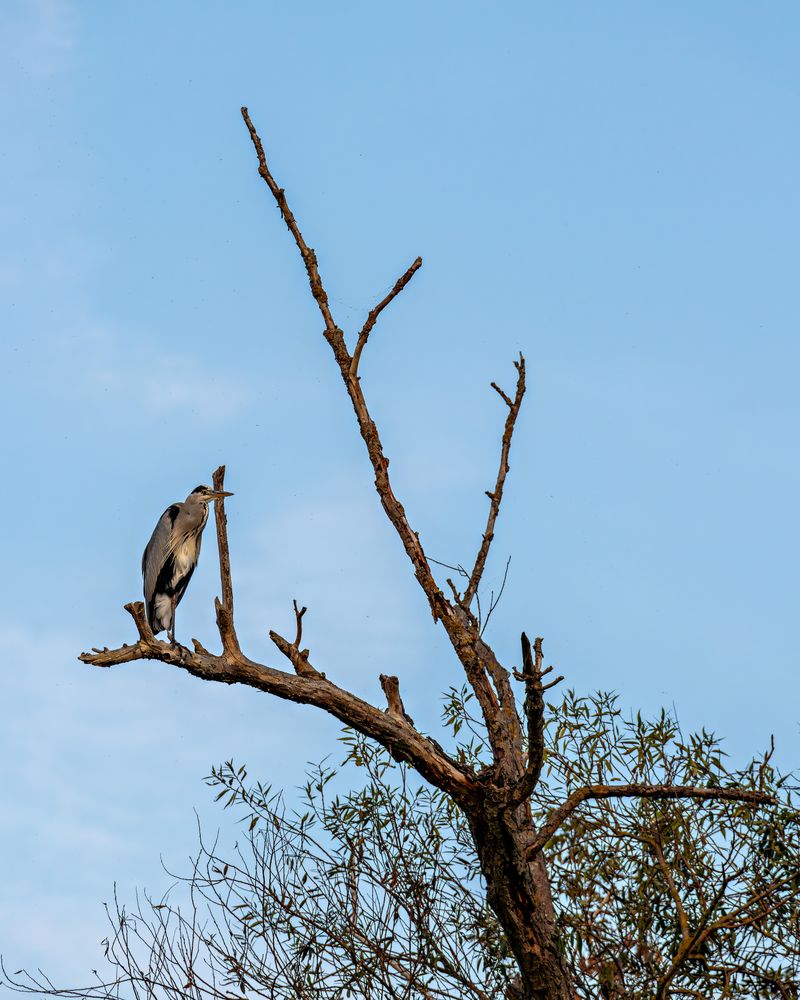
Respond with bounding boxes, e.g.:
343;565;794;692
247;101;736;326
142;484;233;641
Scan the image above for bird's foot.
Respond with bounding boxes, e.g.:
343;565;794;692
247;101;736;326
169;634;188;662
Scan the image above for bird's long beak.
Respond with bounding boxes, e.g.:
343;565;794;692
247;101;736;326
211;491;234;500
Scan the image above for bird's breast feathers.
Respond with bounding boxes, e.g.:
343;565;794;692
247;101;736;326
171;535;201;582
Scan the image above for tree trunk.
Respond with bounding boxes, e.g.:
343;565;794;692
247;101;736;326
469;800;575;1000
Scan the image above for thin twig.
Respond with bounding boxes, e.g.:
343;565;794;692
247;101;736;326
529;784;777;857
293;599;307;648
480;556;511;636
350;257;423;378
463;356;526;608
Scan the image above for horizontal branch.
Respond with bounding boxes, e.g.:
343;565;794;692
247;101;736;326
528;782;777;857
80;603;475;804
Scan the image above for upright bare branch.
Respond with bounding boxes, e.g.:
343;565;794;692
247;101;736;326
240;107;338;337
238;110;528;776
269;601;320;678
463;356;526;609
211;464;239;654
380;673;415;726
240;106;446;623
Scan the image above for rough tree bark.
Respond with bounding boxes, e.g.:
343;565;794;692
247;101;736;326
80;109;775;1000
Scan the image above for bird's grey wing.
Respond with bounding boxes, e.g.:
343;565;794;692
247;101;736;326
142;504;181;616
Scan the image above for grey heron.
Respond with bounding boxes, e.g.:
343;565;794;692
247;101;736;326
142;484;233;643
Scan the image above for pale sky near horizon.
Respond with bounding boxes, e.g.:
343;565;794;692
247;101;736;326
1;0;799;986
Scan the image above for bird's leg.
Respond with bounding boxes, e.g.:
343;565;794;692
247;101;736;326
168;594;178;646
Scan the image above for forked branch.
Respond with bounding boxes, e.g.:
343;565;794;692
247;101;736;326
80;463;473;803
241;106;445;623
80;110;520;812
270;600;318;678
80;603;473;803
239;107;532;764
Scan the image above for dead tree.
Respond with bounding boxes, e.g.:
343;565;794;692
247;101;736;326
78;109;776;1000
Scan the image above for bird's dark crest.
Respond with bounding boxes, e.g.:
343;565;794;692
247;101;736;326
192;485;210;494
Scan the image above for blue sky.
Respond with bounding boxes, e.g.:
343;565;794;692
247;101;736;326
1;0;798;984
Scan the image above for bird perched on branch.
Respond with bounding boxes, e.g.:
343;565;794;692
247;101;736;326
142;484;233;643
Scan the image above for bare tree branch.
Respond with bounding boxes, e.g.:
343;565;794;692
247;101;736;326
503;636;564;809
80;608;474;804
350;257;423;379
380;673;415;726
463;357;526;609
211;465;239;654
241;106;446;625
266;599;320;677
240;107;338;337
292;599;307;648
238;107;522;767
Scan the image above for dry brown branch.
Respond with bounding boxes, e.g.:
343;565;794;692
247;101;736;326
269;626;319;678
240;107;338;336
504;636;564;808
211;465;239;654
239;107;521;767
509;634;546;805
241;106;445;626
463;357;526;609
350;256;423;378
292;599;307;648
529;783;777;857
380;673;415;726
268;601;315;676
80;604;473;804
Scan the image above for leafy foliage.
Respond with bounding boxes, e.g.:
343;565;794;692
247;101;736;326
534;692;800;998
5;690;798;999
